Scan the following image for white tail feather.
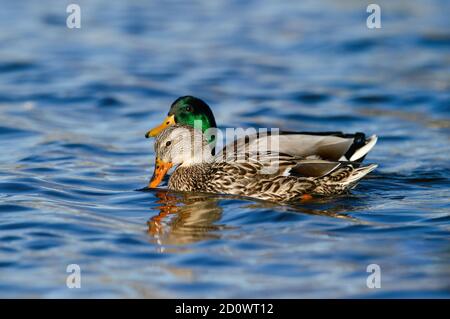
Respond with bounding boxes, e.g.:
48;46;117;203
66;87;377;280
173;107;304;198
349;135;378;161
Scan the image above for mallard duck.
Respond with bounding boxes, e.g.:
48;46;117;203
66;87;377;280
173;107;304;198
148;125;377;203
145;96;378;162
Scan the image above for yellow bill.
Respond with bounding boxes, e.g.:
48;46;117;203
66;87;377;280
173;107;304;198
148;158;173;188
145;115;175;138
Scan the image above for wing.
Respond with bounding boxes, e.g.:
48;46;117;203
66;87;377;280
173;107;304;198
214;149;359;179
215;130;377;162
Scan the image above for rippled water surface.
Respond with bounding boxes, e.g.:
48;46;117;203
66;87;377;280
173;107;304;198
1;0;449;298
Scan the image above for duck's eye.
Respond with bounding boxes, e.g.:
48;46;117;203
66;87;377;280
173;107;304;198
165;141;172;147
185;105;193;112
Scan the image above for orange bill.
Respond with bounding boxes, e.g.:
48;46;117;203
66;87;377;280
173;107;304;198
148;158;173;188
145;115;175;138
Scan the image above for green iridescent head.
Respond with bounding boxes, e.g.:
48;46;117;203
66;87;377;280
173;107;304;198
168;96;217;133
146;96;217;144
145;95;217;140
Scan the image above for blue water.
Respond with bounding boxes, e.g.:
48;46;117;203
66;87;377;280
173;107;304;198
0;0;449;298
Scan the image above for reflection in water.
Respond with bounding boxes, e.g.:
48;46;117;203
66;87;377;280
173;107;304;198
243;197;363;222
146;190;363;247
147;191;226;246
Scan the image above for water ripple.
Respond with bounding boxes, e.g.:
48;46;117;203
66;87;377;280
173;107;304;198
0;0;449;298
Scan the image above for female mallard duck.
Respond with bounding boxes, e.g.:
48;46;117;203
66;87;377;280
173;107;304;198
145;96;378;162
148;125;377;203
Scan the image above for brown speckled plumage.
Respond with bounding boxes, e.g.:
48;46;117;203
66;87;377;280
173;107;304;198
152;125;378;203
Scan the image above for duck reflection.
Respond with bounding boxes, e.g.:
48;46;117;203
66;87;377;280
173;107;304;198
147;190;226;246
146;190;364;247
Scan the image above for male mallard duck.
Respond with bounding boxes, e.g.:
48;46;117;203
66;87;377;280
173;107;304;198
148;125;377;203
145;96;378;162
